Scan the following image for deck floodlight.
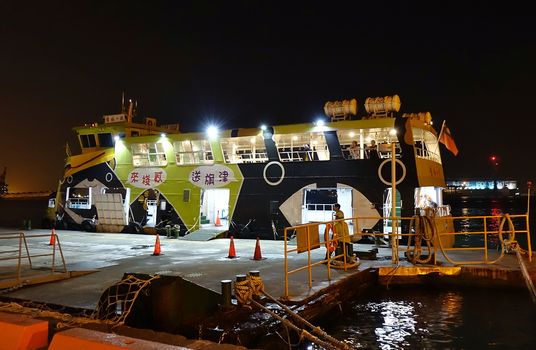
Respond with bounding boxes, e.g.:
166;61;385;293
315;119;325;127
160;133;166;137
114;135;120;142
389;128;397;136
207;125;219;139
260;124;267;131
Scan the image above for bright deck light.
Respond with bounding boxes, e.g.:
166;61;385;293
207;125;219;139
315;119;325;126
114;135;120;142
160;133;166;137
260;124;267;131
389;128;397;136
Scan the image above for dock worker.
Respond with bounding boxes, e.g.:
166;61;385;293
333;203;352;261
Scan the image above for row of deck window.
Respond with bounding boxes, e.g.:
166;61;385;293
81;127;441;166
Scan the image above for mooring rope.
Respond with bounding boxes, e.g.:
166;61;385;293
261;287;352;349
233;274;351;349
234;278;253;309
406;209;436;264
249;298;348;350
498;213;536;305
249;274;265;297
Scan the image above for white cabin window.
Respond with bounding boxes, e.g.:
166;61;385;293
174;140;213;165
66;187;91;210
274;132;329;162
131;143;167;167
412;128;441;163
220;135;267;164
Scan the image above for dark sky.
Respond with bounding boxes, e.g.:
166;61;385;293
1;1;535;192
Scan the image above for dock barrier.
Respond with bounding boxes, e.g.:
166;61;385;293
0;311;48;350
0;231;67;290
283;211;532;298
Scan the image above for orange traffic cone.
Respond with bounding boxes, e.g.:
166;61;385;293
227;236;237;259
48;228;55;246
215;210;222;227
252;237;264;260
152;234;161;256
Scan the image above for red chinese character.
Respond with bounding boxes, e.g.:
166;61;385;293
153;171;163;183
130;172;139;183
142;174;151;186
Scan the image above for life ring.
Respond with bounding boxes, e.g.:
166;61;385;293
263;161;285;186
324;223;339;253
377;158;406;186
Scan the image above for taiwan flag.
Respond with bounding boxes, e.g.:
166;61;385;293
438;121;459;156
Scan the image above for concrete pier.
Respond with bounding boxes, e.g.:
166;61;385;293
0;228;534;348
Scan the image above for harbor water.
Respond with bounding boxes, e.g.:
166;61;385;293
306;195;536;349
317;286;536;349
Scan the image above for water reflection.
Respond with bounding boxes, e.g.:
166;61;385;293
316;287;535;349
451;197;528;249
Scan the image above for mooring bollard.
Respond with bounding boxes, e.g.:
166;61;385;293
220;280;232;308
235;274;247;283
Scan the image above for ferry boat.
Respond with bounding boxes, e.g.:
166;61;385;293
52;95;454;242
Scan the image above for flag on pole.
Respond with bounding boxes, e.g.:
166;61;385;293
438;120;459;156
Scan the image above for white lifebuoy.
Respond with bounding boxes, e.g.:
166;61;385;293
263;161;285;186
378;159;406;186
105;172;113;182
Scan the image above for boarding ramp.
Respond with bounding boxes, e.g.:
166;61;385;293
0;231;69;290
93;193;128;233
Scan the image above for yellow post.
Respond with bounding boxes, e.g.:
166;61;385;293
527;181;532;261
284;227;289;298
391;142;398;264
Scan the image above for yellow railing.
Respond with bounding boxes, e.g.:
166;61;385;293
283;219;358;298
283;213;532;298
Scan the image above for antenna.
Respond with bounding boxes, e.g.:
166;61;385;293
121;92;125;113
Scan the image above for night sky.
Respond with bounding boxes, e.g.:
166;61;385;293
1;1;535;192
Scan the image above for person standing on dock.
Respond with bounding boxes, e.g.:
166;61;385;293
333;203;352;261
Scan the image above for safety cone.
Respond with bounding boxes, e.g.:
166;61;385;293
48;228;55;246
215;210;222;227
252;237;264;260
152;234;161;256
227;236;237;259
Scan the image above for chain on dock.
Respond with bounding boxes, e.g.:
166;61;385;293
234;273;353;350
